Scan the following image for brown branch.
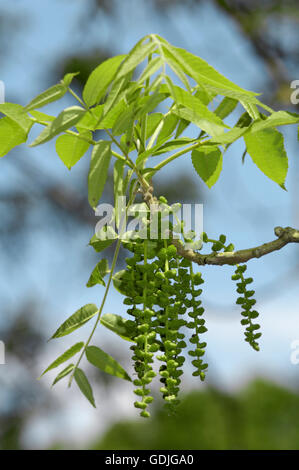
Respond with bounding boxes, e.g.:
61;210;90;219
173;226;299;266
141;187;299;266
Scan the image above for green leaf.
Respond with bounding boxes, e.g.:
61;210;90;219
194;86;215;106
62;72;80;87
83;54;126;107
0;103;33;134
135;148;154;167
76;106;103;131
97;99;127;129
103;73;133;115
123;168;134;196
156;113;178;145
166;56;191;92
56;132;91;169
249;111;299;133
167;84;227;136
161;40;258;98
172;106;224;138
52;364;75;387
244;128;288;187
138;56;162;83
116;38;156;80
86;345;131;381
138;92;167;117
100;313;136;342
145;113;164;140
88;140;112;208
51;303;98;339
74;368;96;407
25;83;68;111
0;117;27;157
112;105;136;136
175;117;190;138
240;100;260;120
86;259;109;288
209;126;249;145
191;145;222;188
214;97;238;120
29;110;55;122
235;111;253;129
113;269;128;295
113;159;125;228
89;227;117;253
40;342;84;377
152;137;196;156
30;106;86;147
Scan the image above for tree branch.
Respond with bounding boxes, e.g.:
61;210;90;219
141;187;299;266
173;226;299;266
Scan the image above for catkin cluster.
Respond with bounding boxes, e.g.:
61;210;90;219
117;203;260;417
119;229;208;416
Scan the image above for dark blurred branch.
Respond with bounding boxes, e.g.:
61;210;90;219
213;0;293;98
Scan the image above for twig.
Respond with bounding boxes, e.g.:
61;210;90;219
139;185;299;266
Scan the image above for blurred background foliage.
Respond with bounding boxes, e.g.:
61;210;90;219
0;0;299;449
93;380;299;450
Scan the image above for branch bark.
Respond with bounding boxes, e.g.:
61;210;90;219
141;186;299;266
173;226;299;266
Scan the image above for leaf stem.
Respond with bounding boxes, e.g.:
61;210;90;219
153;141;202;171
68;237;122;387
68;87;88;109
106;128;128;157
105;129;150;191
68;182;139;387
111;150;134;167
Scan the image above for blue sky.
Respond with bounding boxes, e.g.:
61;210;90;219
0;0;299;448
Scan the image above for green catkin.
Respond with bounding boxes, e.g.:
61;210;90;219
122;238;159;417
155;241;186;413
187;264;208;380
121;222;259;417
203;232;235;254
184;231;236;379
232;264;261;351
